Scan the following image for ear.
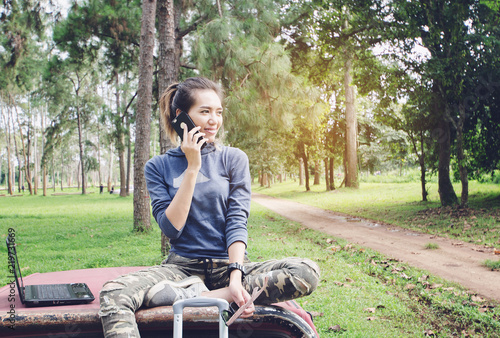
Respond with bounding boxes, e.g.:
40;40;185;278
175;109;182;117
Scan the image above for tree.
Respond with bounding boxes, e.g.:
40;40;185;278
0;0;48;194
43;55;98;194
391;0;499;206
54;0;142;197
156;0;180;252
133;0;157;232
0;97;14;195
190;0;324;188
283;0;391;189
157;0;178;154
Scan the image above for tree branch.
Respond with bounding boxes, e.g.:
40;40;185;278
181;63;197;69
178;15;210;39
216;0;223;17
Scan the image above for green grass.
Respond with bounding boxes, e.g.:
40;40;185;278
1;191;500;337
0;190;164;280
253;180;500;248
424;243;440;250
483;259;500;271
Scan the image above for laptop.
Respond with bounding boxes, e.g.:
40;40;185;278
6;237;95;307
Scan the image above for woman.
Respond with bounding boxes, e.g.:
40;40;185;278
99;77;320;337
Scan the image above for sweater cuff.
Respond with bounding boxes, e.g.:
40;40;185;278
157;212;182;239
226;234;247;251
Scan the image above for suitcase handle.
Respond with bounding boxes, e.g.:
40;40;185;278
173;297;229;338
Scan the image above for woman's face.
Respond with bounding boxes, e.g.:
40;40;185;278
184;89;223;144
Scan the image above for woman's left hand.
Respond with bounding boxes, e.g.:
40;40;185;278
229;280;255;318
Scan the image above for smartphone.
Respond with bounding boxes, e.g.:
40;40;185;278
172;111;206;149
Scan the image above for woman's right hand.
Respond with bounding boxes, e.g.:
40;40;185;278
180;124;206;171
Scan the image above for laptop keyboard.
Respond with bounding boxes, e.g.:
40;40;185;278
37;284;73;299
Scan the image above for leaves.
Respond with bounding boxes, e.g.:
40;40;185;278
328;324;346;332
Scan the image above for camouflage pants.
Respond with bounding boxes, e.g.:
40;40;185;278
99;253;320;338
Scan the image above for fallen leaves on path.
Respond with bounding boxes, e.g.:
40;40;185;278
328;324;346;332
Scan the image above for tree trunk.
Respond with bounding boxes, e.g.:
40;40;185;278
133;0;157;232
126;116;131;196
60;150;64;191
299;157;304;186
456;103;468;207
158;0;177;155
15;106;33;195
42;104;47;196
10;105;22;193
437;103;458;206
262;172;268;187
107;144;114;191
33;110;38;195
158;0;178;252
2;102;14;195
324;158;330;191
419;131;428;202
76;105;86;194
344;52;358;188
303;155;310;192
301;143;310;191
29;101;37;195
314;160;320;185
114;73;127;198
52;157;56;191
42;165;47;197
329;157;335;190
97;116;102;186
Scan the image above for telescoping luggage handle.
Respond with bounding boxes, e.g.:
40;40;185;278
172;297;229;338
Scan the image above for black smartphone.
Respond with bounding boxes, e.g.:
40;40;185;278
172;111;206;149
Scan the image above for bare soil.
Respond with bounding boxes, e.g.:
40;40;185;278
252;193;500;303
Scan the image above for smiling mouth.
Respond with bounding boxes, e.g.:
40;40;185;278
204;128;218;135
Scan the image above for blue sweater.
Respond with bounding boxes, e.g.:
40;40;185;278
144;144;251;259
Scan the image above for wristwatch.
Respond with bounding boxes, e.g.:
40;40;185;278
227;263;246;280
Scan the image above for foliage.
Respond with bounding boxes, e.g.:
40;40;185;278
190;0;326;178
0;0;46;92
387;0;500;206
1;0;500;215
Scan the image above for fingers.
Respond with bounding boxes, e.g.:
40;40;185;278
182;124;206;148
236;289;255;318
240;301;255;318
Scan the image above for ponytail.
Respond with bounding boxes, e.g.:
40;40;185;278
159;83;180;144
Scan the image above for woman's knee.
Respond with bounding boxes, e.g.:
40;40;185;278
290;258;320;295
99;280;140;317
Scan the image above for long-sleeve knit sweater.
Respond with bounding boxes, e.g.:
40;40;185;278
144;143;251;259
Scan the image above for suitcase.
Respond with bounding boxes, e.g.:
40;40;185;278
173;297;229;338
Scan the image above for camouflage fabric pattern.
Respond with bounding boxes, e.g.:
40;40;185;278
99;253;320;337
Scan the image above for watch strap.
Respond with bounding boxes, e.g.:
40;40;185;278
227;262;246;279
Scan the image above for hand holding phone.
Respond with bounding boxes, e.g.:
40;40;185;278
172;111;206;149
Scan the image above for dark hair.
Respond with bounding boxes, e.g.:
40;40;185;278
160;77;224;144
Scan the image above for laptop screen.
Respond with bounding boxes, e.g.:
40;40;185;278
6;237;26;302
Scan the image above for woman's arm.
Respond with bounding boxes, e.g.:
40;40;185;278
227;241;254;316
164;126;205;231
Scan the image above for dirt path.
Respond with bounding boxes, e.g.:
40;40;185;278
252;193;500;303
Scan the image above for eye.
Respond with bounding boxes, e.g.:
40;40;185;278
217;110;223;116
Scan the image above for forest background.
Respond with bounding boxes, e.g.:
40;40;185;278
1;0;500;238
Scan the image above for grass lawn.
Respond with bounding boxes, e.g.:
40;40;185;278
1;188;499;337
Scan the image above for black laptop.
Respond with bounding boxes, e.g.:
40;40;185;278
6;237;95;307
